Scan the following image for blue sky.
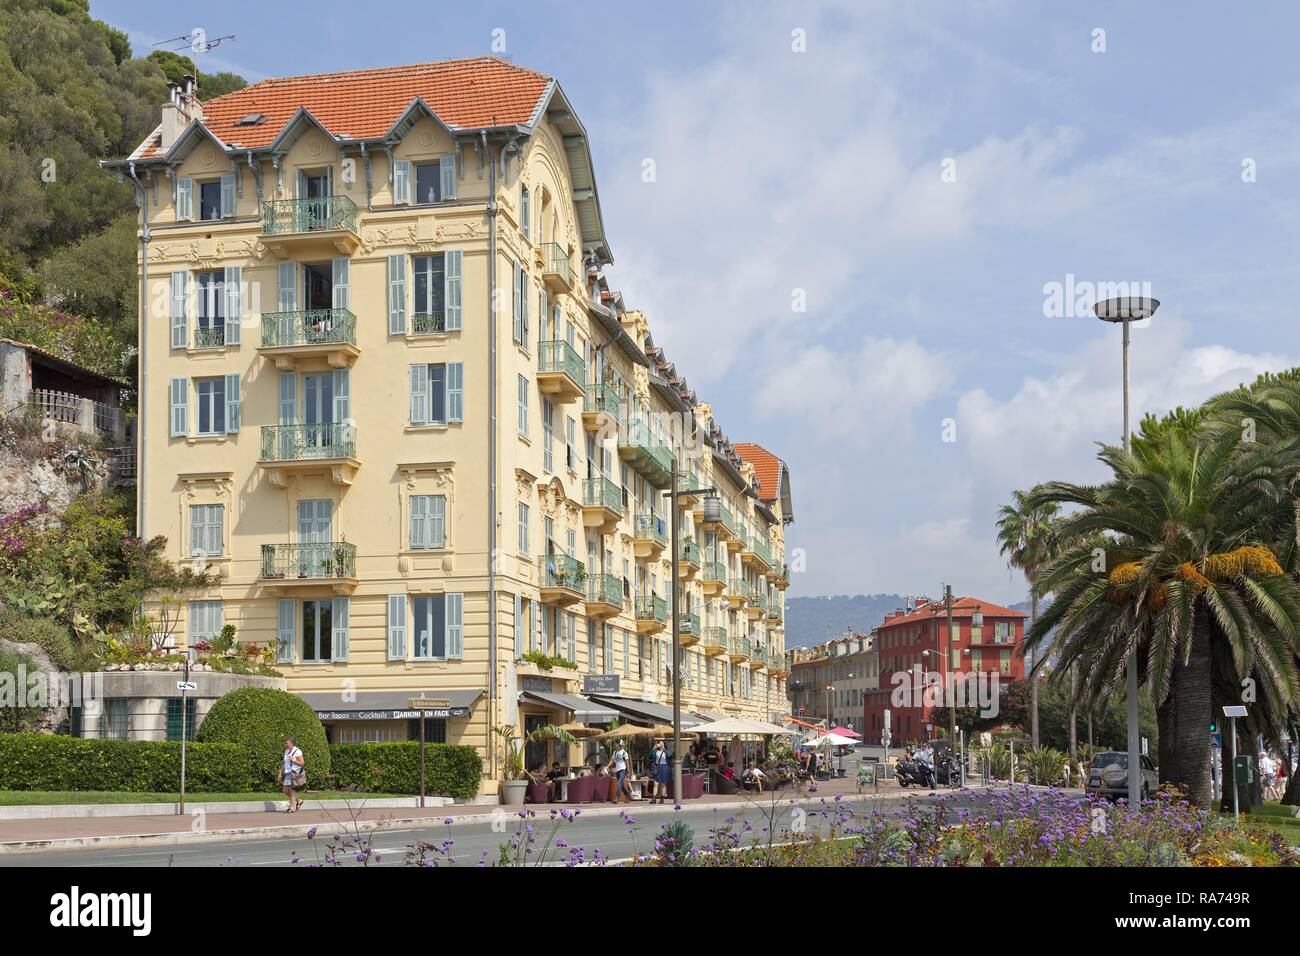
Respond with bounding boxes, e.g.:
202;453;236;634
96;1;1300;604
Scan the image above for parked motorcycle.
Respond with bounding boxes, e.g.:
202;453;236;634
895;757;935;789
935;753;963;788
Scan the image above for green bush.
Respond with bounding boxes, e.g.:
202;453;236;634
329;743;482;800
0;733;256;792
195;687;329;789
1022;746;1069;786
0;650;45;732
0;607;87;671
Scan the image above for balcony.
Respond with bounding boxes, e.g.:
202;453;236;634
259;309;359;370
260;196;360;257
727;634;751;663
583;383;621;433
539;241;578;295
678;612;701;647
725;578;750;610
769;655;790;678
260;424;360;487
747;592;766;621
412;311;447;336
726;523;746;553
585;573;624;619
700;627;727;656
618;417;674;489
193;325;225;350
750;645;768;670
699;499;738;543
772;563;791;591
675;466;705;506
678;537;701;580
538;553;585;607
260;542;357;594
634;594;668;635
752;535;775;572
582;477;623;534
766;601;783;626
537;340;585;403
633;513;667;559
700;560;727;597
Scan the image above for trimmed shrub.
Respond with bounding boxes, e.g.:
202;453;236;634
330;743;482;800
0;608;86;671
0;733;257;792
195;687;329;790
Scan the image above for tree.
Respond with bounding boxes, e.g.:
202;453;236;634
996;488;1061;751
1027;424;1300;808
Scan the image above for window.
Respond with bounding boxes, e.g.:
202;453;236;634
199;180;222;221
195;377;226;435
412;254;446;332
512;261;529;344
406;156;455;204
188;600;223;642
99;699;128;740
411;593;463;660
166;698;199;741
415;162;443;204
409;362;464;424
543;398;554;472
409;495;446;549
188;504;224;558
566;417;576;470
196;271;224;346
301;599;334;662
999;650;1012;676
518;502;530;556
517;375;529;436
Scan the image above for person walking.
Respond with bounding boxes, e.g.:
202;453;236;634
611;739;633;803
281;736;305;812
650;738;672;804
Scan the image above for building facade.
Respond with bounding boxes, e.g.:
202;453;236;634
788;632;876;730
862;596;1026;746
106;59;794;790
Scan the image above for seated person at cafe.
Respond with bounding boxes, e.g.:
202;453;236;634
721;761;736;781
742;761;766;792
684;745;698;771
545;761;566;801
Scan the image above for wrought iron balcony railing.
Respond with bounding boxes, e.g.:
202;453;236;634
261;423;356;461
700;627;727;653
194;325;225;349
586;573;624;608
261;309;357;348
635;594;668;624
679;612;701;636
538;553;585;592
541;241;577;290
412;311;446;335
260;541;356;580
679;537;702;566
584;382;621;418
539;339;584;384
261;195;358;235
701;561;728;584
634;513;668;547
583;476;623;513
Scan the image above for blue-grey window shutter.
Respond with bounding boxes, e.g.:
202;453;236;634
297;169;309;199
429;363;446;424
393;160;411;205
512;261;522;342
277;261;296;312
169;378;187;437
444;249;463;330
410;495;428;549
447;361;463;423
220;172;235;217
276;598;295;663
430;495;446;548
176;178;193;221
332;597;349;662
224;373;240;434
278;372;296;425
388;254;407;333
332;368;349;424
439;155;456;200
409;364;429;424
170;271;188;348
447;592;463;659
387;594;407;660
223;266;242;344
520;265;529;340
332;257;349;310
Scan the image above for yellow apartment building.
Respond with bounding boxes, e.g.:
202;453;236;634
104;58;794;792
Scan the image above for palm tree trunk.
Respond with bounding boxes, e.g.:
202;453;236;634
1068;664;1078;760
1087;707;1094;750
1170;603;1214;808
1029;590;1039;750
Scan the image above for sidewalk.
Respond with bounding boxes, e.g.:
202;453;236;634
0;774;950;855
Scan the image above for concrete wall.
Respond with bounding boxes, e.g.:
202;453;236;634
80;671;286;741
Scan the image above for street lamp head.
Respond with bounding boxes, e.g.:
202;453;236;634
1094;297;1159;323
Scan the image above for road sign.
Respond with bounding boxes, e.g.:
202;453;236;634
881;733;891;747
1211;731;1222;748
176;681;197;691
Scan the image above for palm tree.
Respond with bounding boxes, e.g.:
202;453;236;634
1026;423;1300;807
996;489;1061;751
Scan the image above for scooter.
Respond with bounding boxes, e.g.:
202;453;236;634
895;757;935;789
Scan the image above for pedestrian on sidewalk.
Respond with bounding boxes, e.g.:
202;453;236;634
611;740;633;802
650;738;671;804
282;736;305;812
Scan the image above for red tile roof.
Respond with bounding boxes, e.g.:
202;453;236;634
734;443;783;503
874;596;1027;632
133;57;550;159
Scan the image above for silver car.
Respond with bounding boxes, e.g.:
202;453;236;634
1086;751;1159;801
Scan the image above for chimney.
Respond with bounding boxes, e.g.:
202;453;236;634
158;76;204;151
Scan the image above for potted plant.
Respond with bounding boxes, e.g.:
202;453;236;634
334;540;350;576
493;724;529;805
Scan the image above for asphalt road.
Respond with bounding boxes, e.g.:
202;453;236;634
0;789;997;868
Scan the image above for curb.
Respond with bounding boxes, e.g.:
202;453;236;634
0;796;450;821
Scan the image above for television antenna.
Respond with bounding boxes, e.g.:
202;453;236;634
153;28;236;56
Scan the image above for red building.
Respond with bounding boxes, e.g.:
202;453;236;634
862;595;1027;746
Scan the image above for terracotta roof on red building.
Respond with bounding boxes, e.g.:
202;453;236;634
874;596;1027;631
133;57;550;159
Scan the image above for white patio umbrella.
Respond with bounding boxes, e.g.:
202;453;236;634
691;717;799;737
805;732;858;776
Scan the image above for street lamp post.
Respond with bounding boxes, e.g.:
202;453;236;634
666;468;716;805
1095;295;1160;807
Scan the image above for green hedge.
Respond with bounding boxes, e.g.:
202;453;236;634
0;733;258;792
329;743;482;800
195;687;330;789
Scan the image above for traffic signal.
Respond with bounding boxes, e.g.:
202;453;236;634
1209;719;1217;733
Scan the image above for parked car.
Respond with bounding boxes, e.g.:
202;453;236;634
1085;751;1158;801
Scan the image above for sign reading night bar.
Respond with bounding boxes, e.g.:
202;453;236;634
583;675;620;695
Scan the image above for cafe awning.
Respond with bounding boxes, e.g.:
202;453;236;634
588;695;703;729
519;690;618;725
302;688;484;721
